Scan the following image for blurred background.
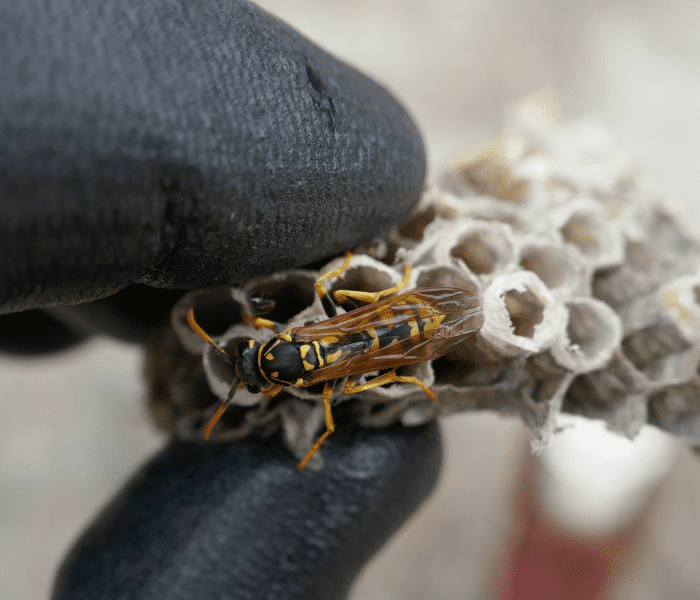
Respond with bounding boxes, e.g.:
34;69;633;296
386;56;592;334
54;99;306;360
2;1;700;598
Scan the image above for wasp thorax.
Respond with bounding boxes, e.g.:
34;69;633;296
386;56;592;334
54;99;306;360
261;339;319;385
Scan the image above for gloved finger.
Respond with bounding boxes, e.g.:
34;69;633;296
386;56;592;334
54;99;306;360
0;0;425;315
0;285;185;354
0;309;89;355
52;421;442;600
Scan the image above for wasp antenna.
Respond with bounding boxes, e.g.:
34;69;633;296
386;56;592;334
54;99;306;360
203;377;240;440
187;308;234;367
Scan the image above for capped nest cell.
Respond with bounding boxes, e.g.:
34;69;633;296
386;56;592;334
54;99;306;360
145;94;700;463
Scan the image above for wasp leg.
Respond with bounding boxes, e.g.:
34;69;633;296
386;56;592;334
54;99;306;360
242;314;285;334
314;251;353;318
297;380;336;470
187;308;235;367
344;368;436;402
333;263;412;306
261;384;283;397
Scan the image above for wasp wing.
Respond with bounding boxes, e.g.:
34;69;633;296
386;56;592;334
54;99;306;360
291;288;483;383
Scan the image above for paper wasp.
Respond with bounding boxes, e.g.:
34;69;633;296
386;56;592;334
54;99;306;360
187;252;484;469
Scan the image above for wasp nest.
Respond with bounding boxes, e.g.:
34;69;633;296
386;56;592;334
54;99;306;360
145;94;700;462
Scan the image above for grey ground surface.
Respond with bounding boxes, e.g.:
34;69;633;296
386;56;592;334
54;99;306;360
3;1;700;598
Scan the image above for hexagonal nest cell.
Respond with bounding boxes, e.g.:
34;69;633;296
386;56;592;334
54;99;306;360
146;95;700;462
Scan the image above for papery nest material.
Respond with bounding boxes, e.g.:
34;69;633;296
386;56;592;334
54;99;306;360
147;93;700;460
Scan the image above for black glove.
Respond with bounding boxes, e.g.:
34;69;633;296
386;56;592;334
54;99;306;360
52;426;441;600
1;0;425;315
1;1;440;598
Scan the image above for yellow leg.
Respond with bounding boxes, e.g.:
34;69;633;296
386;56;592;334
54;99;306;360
314;251;353;304
261;384;283;397
242;314;279;333
344;368;436;402
333;264;412;306
297;381;336;470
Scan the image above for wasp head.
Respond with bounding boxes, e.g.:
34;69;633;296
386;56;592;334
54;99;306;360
233;340;267;391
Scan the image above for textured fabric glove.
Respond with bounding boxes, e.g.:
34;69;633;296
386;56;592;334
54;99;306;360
1;1;438;598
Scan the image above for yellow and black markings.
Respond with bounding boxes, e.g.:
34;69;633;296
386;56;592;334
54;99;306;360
187;252;484;469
